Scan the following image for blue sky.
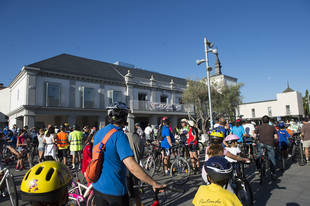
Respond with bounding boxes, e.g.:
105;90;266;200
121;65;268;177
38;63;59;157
0;0;309;102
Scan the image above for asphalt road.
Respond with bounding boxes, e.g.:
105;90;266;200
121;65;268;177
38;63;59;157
1;157;310;206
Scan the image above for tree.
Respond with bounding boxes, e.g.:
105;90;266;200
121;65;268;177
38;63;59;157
182;80;242;134
303;89;309;117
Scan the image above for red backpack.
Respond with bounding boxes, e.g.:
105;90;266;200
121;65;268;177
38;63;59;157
85;128;118;183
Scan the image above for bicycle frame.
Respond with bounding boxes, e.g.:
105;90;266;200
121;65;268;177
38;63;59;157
68;182;93;204
0;168;10;186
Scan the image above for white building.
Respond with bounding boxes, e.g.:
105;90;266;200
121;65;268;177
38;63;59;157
237;86;304;120
0;54;193;131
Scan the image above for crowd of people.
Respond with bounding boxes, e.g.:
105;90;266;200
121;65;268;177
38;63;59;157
1;101;310;206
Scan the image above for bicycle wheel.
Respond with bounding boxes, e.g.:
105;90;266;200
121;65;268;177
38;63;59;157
236;179;253;206
141;155;156;177
5;173;19;206
170;157;190;185
298;143;306;166
86;191;95;206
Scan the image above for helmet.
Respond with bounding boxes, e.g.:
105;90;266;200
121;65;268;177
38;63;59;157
107;102;130;124
188;120;195;127
210;129;224;144
278;122;285;129
21;161;72;204
203;156;232;183
224;134;240;143
181;119;188;123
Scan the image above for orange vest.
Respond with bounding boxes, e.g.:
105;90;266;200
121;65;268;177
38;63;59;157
56;131;69;148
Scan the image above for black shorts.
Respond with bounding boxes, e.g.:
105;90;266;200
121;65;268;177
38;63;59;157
187;144;198;152
94;189;129;206
58;149;68;159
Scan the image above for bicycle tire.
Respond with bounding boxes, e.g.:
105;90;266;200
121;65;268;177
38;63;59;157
236;179;253;206
86;191;95;206
170;157;190;185
141;155;156;177
260;157;266;184
298;143;306;166
6;173;19;206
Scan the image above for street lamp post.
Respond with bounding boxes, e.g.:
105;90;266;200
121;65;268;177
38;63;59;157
204;37;214;129
196;37;218;129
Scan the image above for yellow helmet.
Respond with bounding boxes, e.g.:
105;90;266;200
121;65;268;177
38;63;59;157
210;129;224;138
20;161;72;203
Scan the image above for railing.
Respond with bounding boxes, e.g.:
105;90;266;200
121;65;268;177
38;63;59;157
130;100;194;113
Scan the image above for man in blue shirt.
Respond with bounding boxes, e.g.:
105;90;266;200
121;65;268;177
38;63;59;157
93;102;164;206
231;119;246;143
160;118;174;175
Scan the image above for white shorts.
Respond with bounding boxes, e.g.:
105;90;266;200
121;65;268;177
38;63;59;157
303;140;310;148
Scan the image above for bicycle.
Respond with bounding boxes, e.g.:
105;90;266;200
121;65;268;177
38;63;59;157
231;161;253;206
170;144;190;185
151;184;184;206
141;142;163;177
68;168;94;206
276;142;289;171
291;133;306;166
259;144;276;184
0;167;18;206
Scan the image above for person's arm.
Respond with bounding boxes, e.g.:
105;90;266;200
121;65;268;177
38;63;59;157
166;136;172;147
123;156;165;191
226;151;249;162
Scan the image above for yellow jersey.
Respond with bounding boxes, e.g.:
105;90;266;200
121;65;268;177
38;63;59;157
193;184;242;206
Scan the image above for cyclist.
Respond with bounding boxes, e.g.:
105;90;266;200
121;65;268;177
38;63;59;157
161;117;174;176
56;125;69;165
20;161;72;206
43;127;57;160
92;102;165;206
301;117;310;162
69;125;83;169
215;117;227;136
254;115;278;179
178;118;189;143
193;156;242;206
231;119;246;143
187;120;200;173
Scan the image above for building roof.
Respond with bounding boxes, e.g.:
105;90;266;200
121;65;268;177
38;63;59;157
27;54;187;85
283;87;295;93
240;99;277;105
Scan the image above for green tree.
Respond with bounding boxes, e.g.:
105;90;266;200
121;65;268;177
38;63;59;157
303;89;309;117
182;80;242;134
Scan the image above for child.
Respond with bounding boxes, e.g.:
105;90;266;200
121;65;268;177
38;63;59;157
224;134;241;163
193;156;242;206
202;144;224;183
16;130;27;171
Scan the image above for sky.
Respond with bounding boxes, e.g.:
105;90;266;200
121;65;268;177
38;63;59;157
0;0;309;102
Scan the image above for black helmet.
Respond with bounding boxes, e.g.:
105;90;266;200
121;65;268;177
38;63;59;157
107;102;130;124
203;156;232;183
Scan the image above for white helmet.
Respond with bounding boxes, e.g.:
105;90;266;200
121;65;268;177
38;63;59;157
188;120;195;127
181;119;188;123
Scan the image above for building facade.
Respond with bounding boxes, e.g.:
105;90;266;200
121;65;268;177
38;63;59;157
0;54;193;131
237;87;304;120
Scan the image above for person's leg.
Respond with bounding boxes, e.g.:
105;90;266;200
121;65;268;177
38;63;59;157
193;149;200;169
255;143;263;171
63;150;67;165
71;151;76;168
266;144;276;175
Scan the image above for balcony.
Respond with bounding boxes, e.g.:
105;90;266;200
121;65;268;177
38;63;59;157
130;100;194;113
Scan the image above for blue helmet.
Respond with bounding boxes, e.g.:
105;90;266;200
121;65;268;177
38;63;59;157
203;156;232;182
278;122;285;129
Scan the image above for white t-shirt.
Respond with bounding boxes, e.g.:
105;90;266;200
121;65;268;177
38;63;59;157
243;123;255;137
144;126;153;135
225;147;241;163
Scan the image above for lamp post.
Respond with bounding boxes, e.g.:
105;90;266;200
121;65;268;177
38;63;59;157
196;37;218;129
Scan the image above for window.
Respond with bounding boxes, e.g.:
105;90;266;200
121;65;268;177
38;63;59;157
286;105;291;115
108;90;123;104
251;108;255;118
138;93;147;101
45;82;61;107
81;87;95;108
160;95;168;103
268;107;272;117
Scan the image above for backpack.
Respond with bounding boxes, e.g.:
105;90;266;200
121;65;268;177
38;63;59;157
85;128;118;183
